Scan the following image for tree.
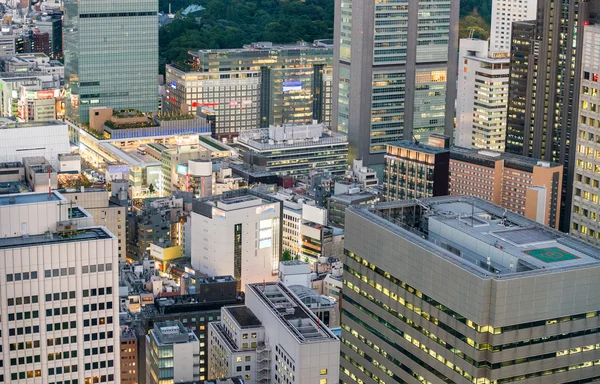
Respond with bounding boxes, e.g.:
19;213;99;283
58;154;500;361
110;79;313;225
282;250;292;261
148;183;155;194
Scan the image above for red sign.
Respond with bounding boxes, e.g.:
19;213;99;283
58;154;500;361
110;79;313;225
36;90;55;99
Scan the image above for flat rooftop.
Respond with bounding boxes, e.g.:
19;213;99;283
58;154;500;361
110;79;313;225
0;190;63;206
248;282;338;343
361;197;600;279
450;146;562;172
386;140;450;155
0;120;65;130
101;143;161;167
0;227;113;250
225;306;262;328
237;125;347;152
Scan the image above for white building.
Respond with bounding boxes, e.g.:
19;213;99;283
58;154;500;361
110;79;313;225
278;260;312;288
490;0;538;51
455;39;510;151
349;159;378;188
146;321;200;384
191;190;281;290
209;282;339;384
0;120;70;168
0;191;120;383
571;25;600;246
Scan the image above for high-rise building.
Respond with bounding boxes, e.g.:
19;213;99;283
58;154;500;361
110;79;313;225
455;39;510;151
36;14;63;60
341;197;600;384
490;0;538;51
209;282;340;384
190;190;282;291
64;0;158;124
331;0;459;167
120;326;138;384
146;321;200;384
571;24;600;246
165;41;333;141
0;191;120;383
505;0;600;231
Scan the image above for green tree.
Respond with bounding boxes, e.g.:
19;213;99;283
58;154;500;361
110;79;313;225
282;250;292;261
148;183;155;194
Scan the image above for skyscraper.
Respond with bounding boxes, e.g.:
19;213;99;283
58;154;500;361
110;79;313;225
331;0;459;167
341;197;600;384
64;0;158;124
505;0;600;231
489;0;538;51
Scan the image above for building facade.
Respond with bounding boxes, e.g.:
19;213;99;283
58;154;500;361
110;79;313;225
64;0;158;123
190;190;282;290
165;41;333;141
210;282;340;384
341;197;600;384
146;321;200;384
505;0;600;231
383;140;450;201
489;0;537;51
571;25;600;246
0;191;120;383
331;0;459;167
236;124;348;179
455;39;510;152
120;326;138;384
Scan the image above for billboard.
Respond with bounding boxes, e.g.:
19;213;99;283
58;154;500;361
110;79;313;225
283;81;302;92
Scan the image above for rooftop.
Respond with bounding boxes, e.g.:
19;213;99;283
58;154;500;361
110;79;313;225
386;140;450;155
153;320;198;345
0;120;65;130
194;40;333;55
225;306;262;328
0;190;63;206
192;189;280;216
330;191;378;204
248;282;338;343
360;197;600;279
450;146;562;173
237;124;347;152
0;161;22;169
0;227;113;250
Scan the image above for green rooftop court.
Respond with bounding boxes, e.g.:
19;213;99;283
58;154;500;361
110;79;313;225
524;247;581;263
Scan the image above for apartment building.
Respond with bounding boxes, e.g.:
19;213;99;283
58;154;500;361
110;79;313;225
489;0;537;51
341;197;600;384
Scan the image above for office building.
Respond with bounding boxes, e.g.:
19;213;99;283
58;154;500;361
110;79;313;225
449;147;563;228
383;140;450;201
341;196;600;384
120;326;138;384
571;24;600;246
331;0;458;167
0;26;16;56
0;191;120;383
328;189;378;229
506;0;600;231
64;0;158;123
191;190;282;290
146;321;200;384
209;282;340;384
165;40;333;141
490;0;537;51
59;182;128;261
237;124;348;178
0;120;69;168
455;39;510;151
36;14;63;60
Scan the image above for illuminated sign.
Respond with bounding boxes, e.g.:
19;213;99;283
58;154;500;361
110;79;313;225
36;90;55;99
212;207;226;219
256;204;275;215
229;101;238;106
283;81;302;92
176;164;188;175
170;81;177;89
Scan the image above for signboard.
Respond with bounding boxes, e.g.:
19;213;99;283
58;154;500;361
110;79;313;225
36;90;55;99
283;81;302;92
176;164;188;175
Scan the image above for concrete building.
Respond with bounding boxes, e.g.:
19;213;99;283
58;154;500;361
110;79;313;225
59;182;128;261
0;191;120;383
331;0;459;168
64;0;158;123
120;326;138;384
570;24;600;247
237;124;348;178
506;1;600;232
327;189;378;229
490;0;537;51
146;321;200;384
209;282;340;384
23;156;58;192
348;159;378;188
0;120;69;169
191;190;282;291
165;41;333;141
449;146;563;229
0;26;16;56
455;39;510;152
341;196;600;384
383;140;450;201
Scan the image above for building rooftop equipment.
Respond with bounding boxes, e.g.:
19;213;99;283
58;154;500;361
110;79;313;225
358;196;600;278
0;190;63;206
450;146;562;172
237;124;347;152
0;227;113;250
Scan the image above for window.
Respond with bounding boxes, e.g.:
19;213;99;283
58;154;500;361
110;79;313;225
320;368;328;375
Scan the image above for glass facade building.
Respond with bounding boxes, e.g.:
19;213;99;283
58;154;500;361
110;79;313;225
64;0;158;124
165;41;333;141
332;0;458;166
